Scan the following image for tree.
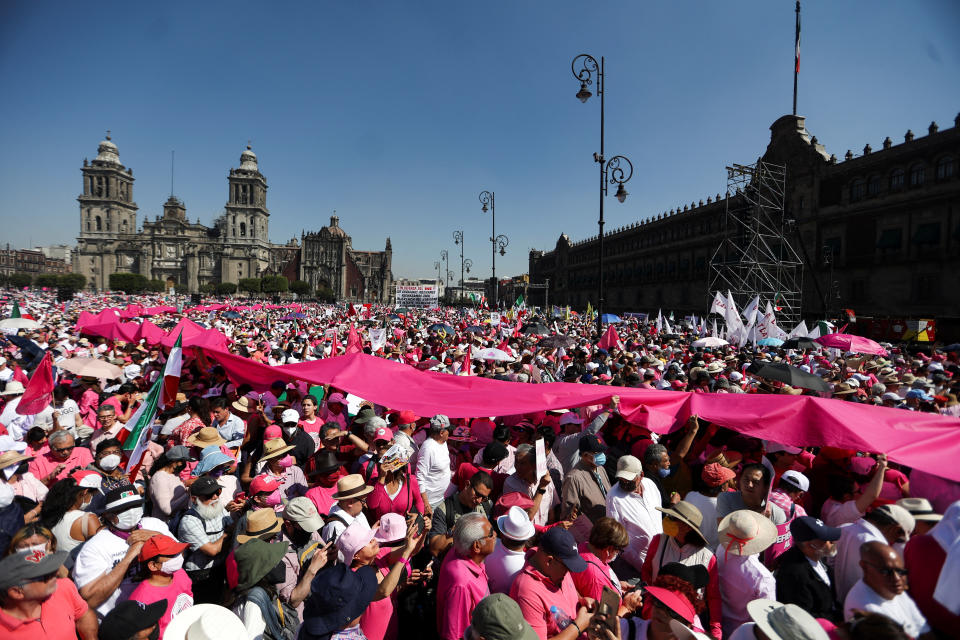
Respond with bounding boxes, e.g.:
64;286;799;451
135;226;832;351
35;274;60;288
109;272;148;293
215;282;237;295
238;278;261;294
289;280;311;296
316;286;336;303
146;279;167;293
58;273;86;290
198;283;217;294
9;272;33;288
261;275;289;294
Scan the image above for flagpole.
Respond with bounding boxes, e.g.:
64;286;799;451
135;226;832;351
793;0;800;116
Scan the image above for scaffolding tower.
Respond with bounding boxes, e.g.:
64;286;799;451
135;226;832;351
708;159;803;327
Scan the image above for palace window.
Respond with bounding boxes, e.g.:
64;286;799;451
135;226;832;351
849;179;866;202
936;156;955;181
909;163;925;188
889;168;905;191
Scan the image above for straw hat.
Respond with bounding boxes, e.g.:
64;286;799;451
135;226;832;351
259;438;294;463
717;510;778;557
0;450;32;470
656;501;706;544
332;473;374;501
705;447;743;469
831;383;857;396
236;508;283;544
231;396;252;414
186;427;227;448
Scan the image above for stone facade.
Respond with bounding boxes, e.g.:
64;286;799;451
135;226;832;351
0;246;71;278
299;216;393;303
529;113;960;320
73;136;391;299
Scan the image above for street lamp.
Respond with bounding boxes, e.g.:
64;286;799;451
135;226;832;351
454;230;465;304
572;53;634;334
440;250;450;302
479;190;509;308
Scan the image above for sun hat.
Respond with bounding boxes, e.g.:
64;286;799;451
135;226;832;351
301;563;379;637
873;503;916;538
192;446;234;476
656;501;706;543
539;527;587;572
896;497;942;523
497;505;536;541
704;447;743;468
702;463;736;487
0;449;32;471
103;484;144;513
0;381;25;395
99;600;168;640
353;407;377;424
644;585;695;624
0;548;69;590
237;508;283;543
186;426;227;448
332;473;374;501
780;470;810;492
337;521;377;563
250;474;282;496
747;599;830;640
231;396;251;414
235;537;289;591
71;469;103;489
470;593;539;640
139;534;189;562
615;455;643;481
790;517;841;544
159;604;248;640
718;510;778;557
374;512;408;545
668;620;712;640
260;437;295;462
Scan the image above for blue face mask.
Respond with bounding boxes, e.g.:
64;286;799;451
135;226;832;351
657;467;671;479
592;453;606;467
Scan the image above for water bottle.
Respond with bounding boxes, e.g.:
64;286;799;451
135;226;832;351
550;605;573;630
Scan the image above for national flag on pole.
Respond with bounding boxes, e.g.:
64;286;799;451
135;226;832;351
9;301;21;319
16;352;54;415
161;332;183;410
121;374;162;473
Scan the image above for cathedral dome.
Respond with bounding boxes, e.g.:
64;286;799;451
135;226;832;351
239;144;258;171
95;134;120;164
325;214;348;238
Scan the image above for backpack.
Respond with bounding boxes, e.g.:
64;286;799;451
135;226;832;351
244;585;299;640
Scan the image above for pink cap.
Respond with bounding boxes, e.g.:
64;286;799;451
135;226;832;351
374;427;392;442
264;425;282;440
336;521;376;562
327;393;346;405
558;413;583;426
250;474;281;495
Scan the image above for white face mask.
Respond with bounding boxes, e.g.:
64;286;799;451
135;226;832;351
0;482;13;509
161;555;184;574
283;426;297;436
114;506;143;530
99;454;122;471
22;543;49;555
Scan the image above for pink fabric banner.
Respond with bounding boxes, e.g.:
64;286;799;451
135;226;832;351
196;349;960;481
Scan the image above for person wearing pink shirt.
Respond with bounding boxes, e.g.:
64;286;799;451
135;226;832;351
436;512;495;640
28;431;93;486
128;535;194;638
510;527;592;640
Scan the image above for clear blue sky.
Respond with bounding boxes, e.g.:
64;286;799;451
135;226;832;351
1;1;957;280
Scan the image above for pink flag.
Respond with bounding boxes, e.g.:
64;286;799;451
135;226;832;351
597;325;623;351
16;352;54;415
346;323;362;354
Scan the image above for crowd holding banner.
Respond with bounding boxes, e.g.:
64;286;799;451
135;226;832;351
0;288;959;640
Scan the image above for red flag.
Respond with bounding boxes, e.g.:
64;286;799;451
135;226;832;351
513;318;523;338
346;323;362;354
597;325;624;351
16;353;55;415
12;365;29;387
331;330;341;357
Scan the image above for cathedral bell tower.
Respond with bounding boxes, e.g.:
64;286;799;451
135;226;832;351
78;132;138;237
224;144;269;241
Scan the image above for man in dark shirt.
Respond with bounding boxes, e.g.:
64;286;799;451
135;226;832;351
428;471;493;557
775;516;842;622
280;409;316;467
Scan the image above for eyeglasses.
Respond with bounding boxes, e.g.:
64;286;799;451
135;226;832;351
203;491;223;501
865;562;908;578
53;445;75;453
23;571;58;585
98;415;116;421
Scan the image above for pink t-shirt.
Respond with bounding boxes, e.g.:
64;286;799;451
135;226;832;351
128;569;194;638
29;448;94;483
437;551;490;640
510;563;580;640
299;417;322;434
305;484;338;516
0;577;88;640
359;550;400;640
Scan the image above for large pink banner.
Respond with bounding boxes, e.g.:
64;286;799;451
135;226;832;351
198;349;960;482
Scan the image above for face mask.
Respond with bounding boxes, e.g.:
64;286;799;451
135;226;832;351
662;518;682;539
161;555;184;574
0;482;14;509
81;492;93;510
277;455;294;469
114;506;143;531
607;550;619;563
283;426;297;437
99;454;122;471
592;453;606;467
657;467;671;479
266;561;286;584
264;490;282;507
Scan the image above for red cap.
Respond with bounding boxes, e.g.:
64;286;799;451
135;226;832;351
139;534;189;562
71;469;102;489
250;474;281;495
374;427;392;442
263;425;282;440
395;410;420;426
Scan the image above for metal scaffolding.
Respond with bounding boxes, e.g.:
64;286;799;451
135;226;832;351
708;159;804;326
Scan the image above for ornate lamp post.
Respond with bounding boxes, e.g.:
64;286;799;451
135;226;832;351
479;190;508;309
571;53;634;334
440;250;451;302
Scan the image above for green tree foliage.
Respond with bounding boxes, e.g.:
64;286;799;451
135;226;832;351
289;280;311;295
238;278;261;294
108;272;148;292
261;275;289;293
35;274;60;288
58;273;86;289
316;286;336;302
146;279;167;293
215;282;237;295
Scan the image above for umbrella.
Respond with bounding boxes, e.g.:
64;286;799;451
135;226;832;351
477;348;513;361
394;307;411;314
464;326;486;334
757;337;784;347
782;337;819;350
600;313;622;323
386;313;402;321
7;335;43;358
747;361;831;392
539;335;577;349
427;323;455;335
0;317;41;331
57;357;124;379
222;310;241;319
522;324;550;336
691;337;728;348
814;333;888;356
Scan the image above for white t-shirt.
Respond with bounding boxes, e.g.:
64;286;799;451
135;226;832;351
485;540;527;594
72;517;173;618
844;580;929;638
416;437;452;507
51;398;81;435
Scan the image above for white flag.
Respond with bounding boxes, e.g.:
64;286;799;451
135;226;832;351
369;328;386;352
724;292;744;338
787;320;809;339
490;312;501;326
710;291;726;315
742;295;761;326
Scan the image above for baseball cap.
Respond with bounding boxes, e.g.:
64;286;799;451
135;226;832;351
615;455;642;481
578;434;606;454
558;413;583;426
790;516;841;543
780;470;810;492
139;534;189;562
470;593;539;640
98;600;168;640
395;409;419;426
250;474;281;495
71;469;103;489
906;389;934;402
103;485;144;512
281;409;300;425
0;548;69;590
874;503;916;538
373;426;392;442
284;496;324;532
336;521;376;563
539;527;587;572
765;441;802;455
190;475;222;497
327;392;347;405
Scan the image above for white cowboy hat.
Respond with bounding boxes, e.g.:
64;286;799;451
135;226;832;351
717;510;778;557
162;604;247;640
0;381;26;395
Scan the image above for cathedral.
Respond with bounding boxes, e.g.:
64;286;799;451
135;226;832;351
73;134;393;301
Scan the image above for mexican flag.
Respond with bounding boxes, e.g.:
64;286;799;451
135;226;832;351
161;332;183;410
120;374;162;471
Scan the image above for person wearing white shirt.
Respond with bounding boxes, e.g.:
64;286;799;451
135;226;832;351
0;384;34;441
843;541;929;638
416;414;453;510
834;504;914;604
605;455;662;575
486;506;534;594
501;444;559;526
211;397;246;448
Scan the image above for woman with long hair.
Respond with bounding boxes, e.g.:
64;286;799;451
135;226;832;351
40;476;101;552
172;396;212;446
366;446;424;523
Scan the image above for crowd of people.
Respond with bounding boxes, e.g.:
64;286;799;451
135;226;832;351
0;289;959;640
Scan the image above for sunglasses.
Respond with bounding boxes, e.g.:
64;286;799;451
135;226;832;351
865;562;908;578
23;571;58;585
